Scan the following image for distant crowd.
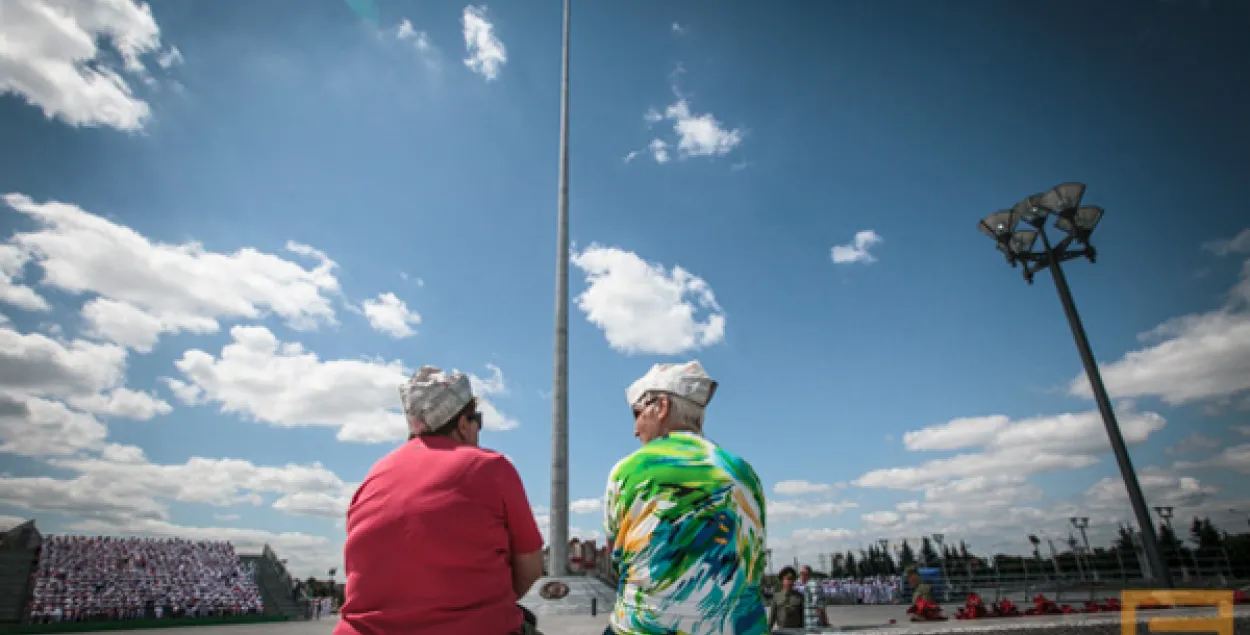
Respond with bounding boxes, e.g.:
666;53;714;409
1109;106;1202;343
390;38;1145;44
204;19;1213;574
26;535;263;623
814;575;903;605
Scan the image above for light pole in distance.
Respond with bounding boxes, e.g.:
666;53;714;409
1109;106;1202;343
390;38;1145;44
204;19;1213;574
1070;517;1095;580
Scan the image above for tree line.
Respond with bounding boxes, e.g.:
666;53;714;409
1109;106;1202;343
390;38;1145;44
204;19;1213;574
794;516;1250;579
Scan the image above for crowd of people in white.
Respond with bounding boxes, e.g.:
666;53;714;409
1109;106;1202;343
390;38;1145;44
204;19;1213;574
816;576;903;605
26;535;264;623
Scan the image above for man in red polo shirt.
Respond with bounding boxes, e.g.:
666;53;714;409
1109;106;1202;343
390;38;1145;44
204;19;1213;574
336;365;545;635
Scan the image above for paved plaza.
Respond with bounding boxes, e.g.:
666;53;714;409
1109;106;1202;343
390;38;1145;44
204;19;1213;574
79;602;1250;635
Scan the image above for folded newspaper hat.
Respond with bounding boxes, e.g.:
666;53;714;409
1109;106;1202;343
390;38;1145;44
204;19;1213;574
626;360;718;409
400;366;474;435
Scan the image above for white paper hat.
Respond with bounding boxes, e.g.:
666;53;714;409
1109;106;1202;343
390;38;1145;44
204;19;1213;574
399;365;475;435
625;360;718;409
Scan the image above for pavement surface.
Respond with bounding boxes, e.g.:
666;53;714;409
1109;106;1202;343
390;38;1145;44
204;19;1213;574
59;599;1250;635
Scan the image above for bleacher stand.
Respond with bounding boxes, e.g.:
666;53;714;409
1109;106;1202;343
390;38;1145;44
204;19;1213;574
25;535;262;623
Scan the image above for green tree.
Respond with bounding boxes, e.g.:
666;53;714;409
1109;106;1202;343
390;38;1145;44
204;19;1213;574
920;536;938;565
1113;527;1136;552
844;551;857;578
1159;523;1185;568
899;540;916;568
1190;517;1223;551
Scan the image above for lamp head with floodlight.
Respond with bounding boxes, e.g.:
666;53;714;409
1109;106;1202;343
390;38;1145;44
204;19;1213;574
978;209;1024;266
1055;205;1104;247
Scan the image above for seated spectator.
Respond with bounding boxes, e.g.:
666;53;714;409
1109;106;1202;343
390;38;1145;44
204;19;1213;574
27;535;263;623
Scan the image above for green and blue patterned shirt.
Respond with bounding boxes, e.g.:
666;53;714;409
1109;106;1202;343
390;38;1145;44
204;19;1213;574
603;431;768;635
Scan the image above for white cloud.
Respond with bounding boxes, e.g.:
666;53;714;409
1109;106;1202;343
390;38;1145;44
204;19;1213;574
1202;228;1250;256
571;244;726;355
0;515;32;530
1070;240;1250;407
532;506;601;544
1083;469;1219;511
169;325;407;443
0;243;50;311
169;326;519;441
773;479;838;497
156;46;183;70
3;194;342;353
777;527;858;553
861;511;901;527
0;327;128;398
0;435;353;576
461;5;506;81
1165;432;1219;456
830;230;883;265
768;500;858;523
396;18;439;69
0;0;170;131
0;324;169;457
68;387;171;420
0;394;107;458
1174;444;1250;475
902;415;1008;451
570;498;601;515
397;19;432;53
361;292;421;339
855;404;1167;490
641;99;743;163
647;138;670;164
464;363;519;432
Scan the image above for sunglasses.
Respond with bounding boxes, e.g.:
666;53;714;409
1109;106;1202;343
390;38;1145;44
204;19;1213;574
631;396;660;419
466;411;482;428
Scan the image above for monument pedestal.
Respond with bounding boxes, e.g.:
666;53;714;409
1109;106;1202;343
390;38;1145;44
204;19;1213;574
519;576;616;618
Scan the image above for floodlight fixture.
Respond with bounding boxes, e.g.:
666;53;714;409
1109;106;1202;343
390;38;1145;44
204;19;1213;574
978;210;1022;265
978;210;1019;240
1012;195;1048;227
999;229;1039;260
1037;182;1086;214
1056;205;1104;246
978;183;1172;588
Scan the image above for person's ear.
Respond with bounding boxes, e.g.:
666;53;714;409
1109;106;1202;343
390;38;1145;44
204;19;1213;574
656;395;671;420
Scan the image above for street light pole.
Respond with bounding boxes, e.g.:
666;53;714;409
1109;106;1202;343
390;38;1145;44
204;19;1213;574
1039;227;1171;586
548;0;572;578
977;183;1173;589
1071;517;1096;580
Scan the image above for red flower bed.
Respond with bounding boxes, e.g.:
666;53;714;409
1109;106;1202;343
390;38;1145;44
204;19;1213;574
946;593;1207;621
906;597;947;621
923;591;1248;624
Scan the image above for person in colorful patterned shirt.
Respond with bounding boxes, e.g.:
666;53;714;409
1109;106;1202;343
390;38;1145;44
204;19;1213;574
602;361;768;635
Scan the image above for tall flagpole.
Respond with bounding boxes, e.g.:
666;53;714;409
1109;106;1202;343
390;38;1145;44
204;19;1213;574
548;0;571;577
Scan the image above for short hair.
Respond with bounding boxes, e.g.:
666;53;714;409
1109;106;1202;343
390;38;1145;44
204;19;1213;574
645;392;705;433
410;399;477;440
778;566;797;580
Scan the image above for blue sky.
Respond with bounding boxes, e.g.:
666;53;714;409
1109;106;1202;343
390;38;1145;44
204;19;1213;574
0;0;1248;576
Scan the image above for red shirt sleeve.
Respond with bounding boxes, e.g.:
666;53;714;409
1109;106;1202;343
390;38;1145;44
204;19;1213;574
485;454;544;555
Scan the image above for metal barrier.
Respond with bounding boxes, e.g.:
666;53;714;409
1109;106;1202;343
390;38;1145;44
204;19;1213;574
909;549;1247;605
